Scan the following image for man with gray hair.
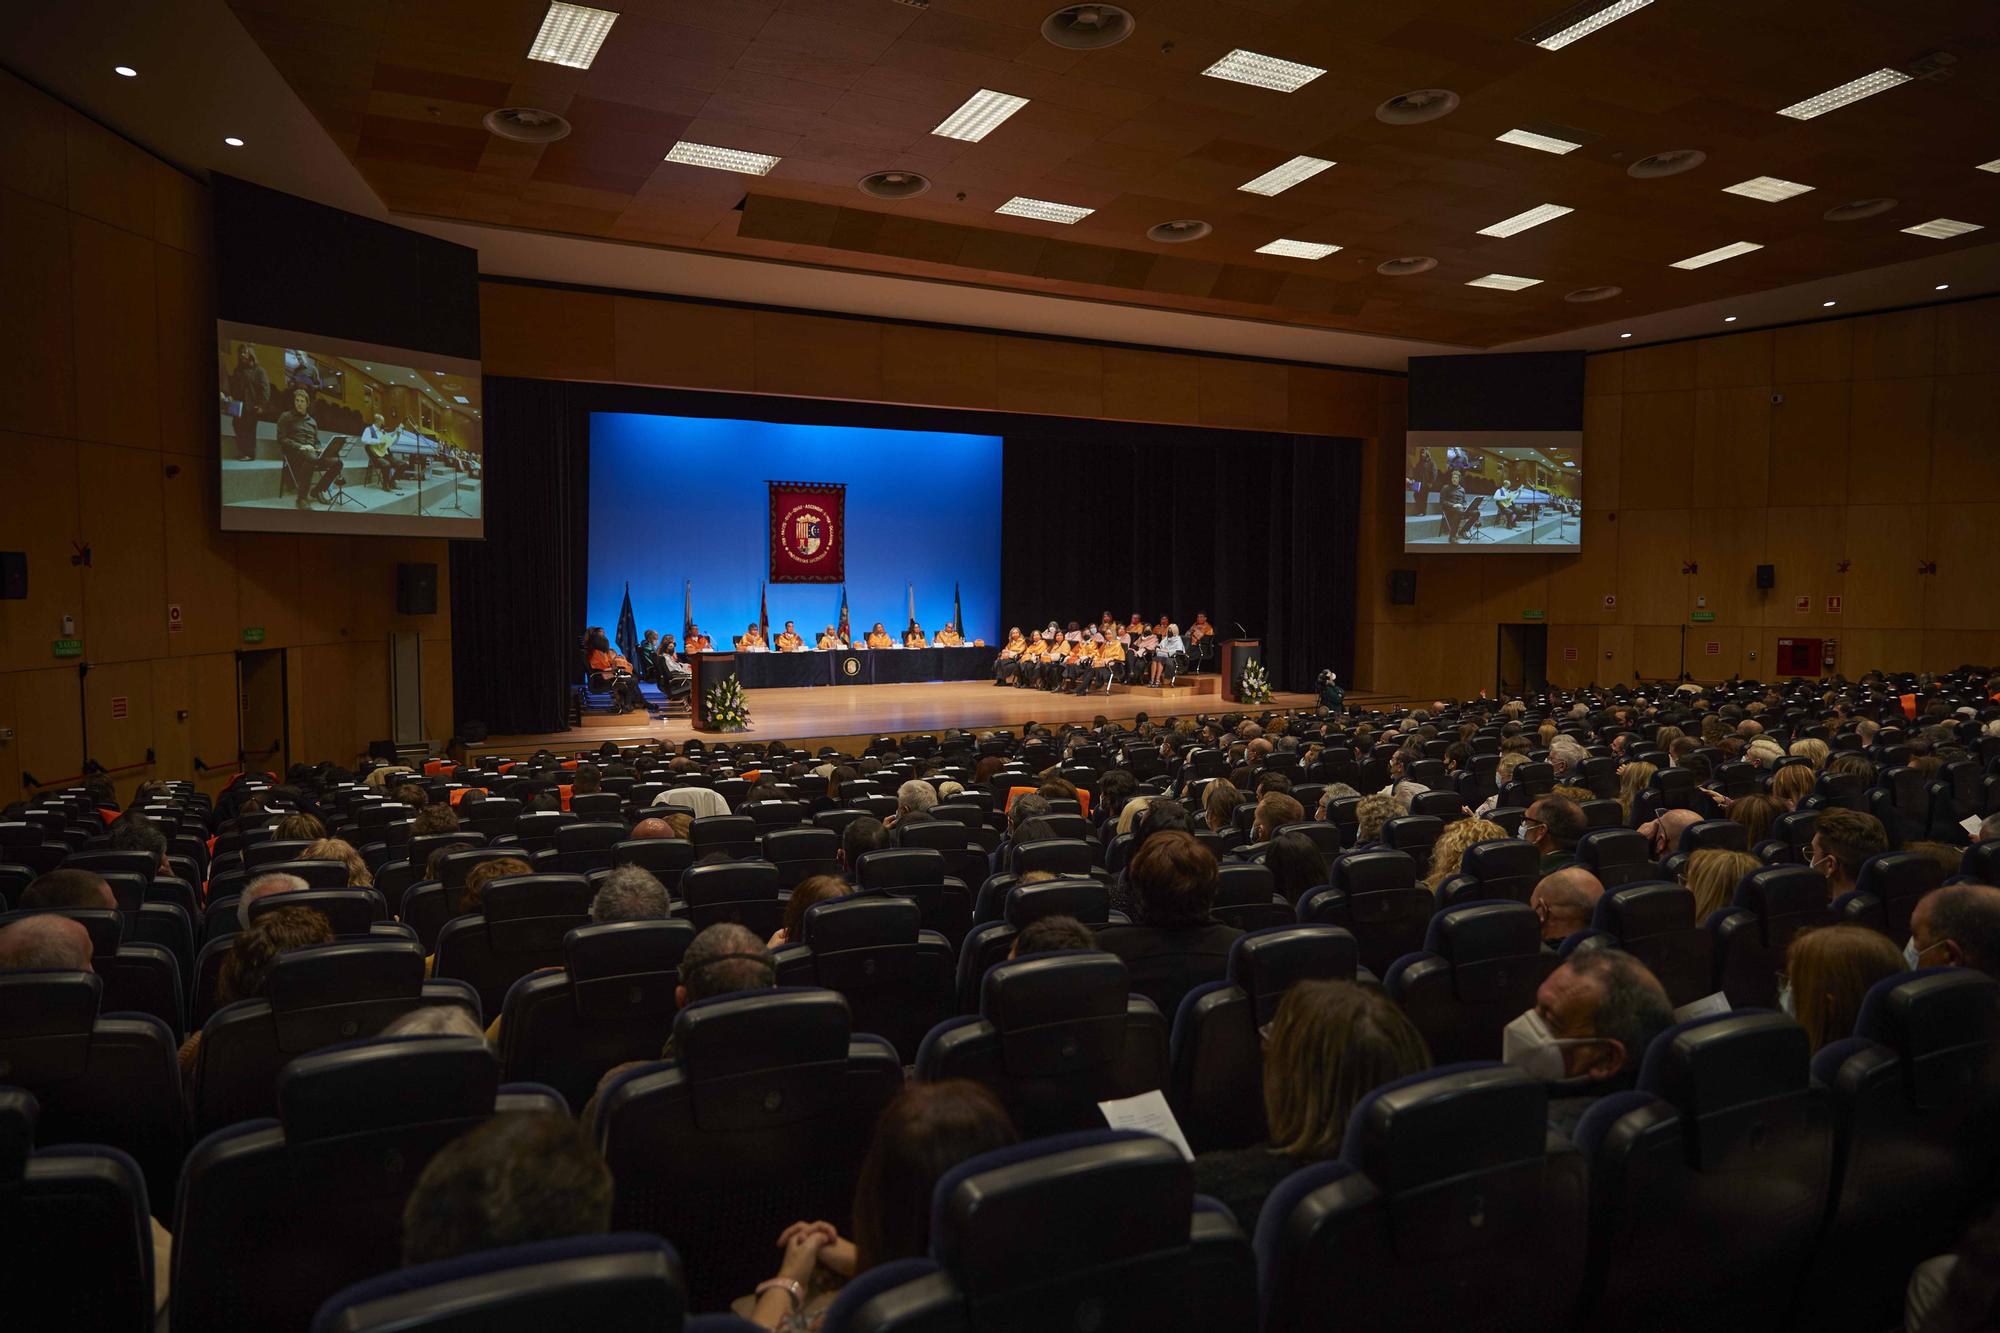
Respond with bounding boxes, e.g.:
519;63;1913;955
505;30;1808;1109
589;865;673;923
890;778;937;826
0;914;96;972
239;872;309;931
382;1004;486;1040
1547;735;1589;779
1529;866;1605;945
1502;946;1673;1140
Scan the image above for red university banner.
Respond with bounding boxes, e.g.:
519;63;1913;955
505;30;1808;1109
768;481;846;583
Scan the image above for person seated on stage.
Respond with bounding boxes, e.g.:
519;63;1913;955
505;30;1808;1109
816;625;845;650
1041;621;1062;645
275;386;340;510
1090;635;1126;694
1126;614;1146;643
1130;628;1158;677
739;623;769;652
656;635;692;698
635;629;660;683
1493;478;1519;530
1187;613;1214;667
685;624;713;653
903;623;926;649
862;622;892;649
1014;633;1048;687
934;622;964;648
361;412;400;492
584;628;645;713
993;628;1027;685
1060;636;1098;694
1150;624;1186;686
775;621;806;653
1439;469;1471;542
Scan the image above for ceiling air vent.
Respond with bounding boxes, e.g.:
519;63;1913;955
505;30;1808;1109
1041;4;1135;50
482;107;571;143
1627;148;1705;178
1565;285;1622;302
889;0;931;8
1377;256;1438;276
1823;197;1897;222
1375;89;1461;125
1147;219;1211;243
859;170;932;200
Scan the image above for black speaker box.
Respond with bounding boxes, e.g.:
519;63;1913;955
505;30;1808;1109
0;551;25;600
1755;564;1775;590
1389;569;1417;605
396;561;438;615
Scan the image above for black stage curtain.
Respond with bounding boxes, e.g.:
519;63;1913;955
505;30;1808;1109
1000;431;1359;692
448;377;591;735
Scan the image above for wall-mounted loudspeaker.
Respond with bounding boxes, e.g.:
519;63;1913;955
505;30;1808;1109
0;552;24;600
1389;569;1417;605
1755;564;1775;589
396;562;438;615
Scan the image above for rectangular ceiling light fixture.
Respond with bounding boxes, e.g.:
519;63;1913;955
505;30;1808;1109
1518;0;1653;51
1900;217;1983;238
527;2;619;68
1670;240;1763;269
932;89;1029;142
1238;154;1336;196
664;141;781;175
996;196;1094;224
1465;273;1543;290
1256;238;1341;259
1201;49;1327;92
1979;159;2000;173
1722;176;1815;202
1477;203;1574;237
1496;127;1584;154
1776;68;1910;120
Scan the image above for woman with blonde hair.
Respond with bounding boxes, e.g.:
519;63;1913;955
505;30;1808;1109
1745;737;1786;769
1192;981;1430;1232
1684;848;1759;922
1770;763;1815;811
1422;817;1506;890
1653;726;1685;753
1202;780;1245;833
1788;737;1829;770
1616;761;1658;825
302;836;372;888
1728;793;1784;848
1782;925;1904;1052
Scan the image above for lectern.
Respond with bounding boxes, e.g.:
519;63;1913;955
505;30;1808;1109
1219;639;1262;703
689;652;738;731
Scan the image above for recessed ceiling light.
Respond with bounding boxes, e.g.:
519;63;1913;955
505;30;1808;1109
1776;67;1910;120
223;137;244;148
527;2;619;69
1466;273;1543;291
1477;203;1573;238
1041;5;1136;50
1722;176;1814;202
1375;89;1460;124
1628;149;1706;179
1147;219;1211;243
1201;49;1326;93
113;65;137;78
1377;256;1437;276
932;89;1029;142
1238;155;1336;196
1256;238;1340;260
664;141;780;175
1670;240;1763;270
1979;159;2000;174
1822;300;1837;308
1519;0;1653;51
1723;315;1738;322
453;395;470;404
1935;283;1950;291
1564;285;1622;303
1901;217;1983;239
1619;332;1633;339
859;170;932;200
1824;197;1897;223
996;196;1094;225
1496;128;1583;155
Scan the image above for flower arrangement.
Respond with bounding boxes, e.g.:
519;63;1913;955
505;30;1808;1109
704;673;752;731
1238;658;1273;705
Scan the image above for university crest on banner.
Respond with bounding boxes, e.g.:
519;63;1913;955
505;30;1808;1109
768;480;846;583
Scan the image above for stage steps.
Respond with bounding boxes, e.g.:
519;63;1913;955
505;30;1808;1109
1112;675;1219;699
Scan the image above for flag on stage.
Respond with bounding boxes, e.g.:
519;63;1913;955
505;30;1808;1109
953;581;963;637
615;582;639;665
682;580;693;645
906;582;916;632
759;583;769;642
837;587;850;642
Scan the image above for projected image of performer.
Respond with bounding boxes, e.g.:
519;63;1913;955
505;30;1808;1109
361;413;401;493
276;387;340;509
223;344;271;461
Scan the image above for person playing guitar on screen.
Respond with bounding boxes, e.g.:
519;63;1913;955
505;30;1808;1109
1493;478;1518;530
361;413;401;493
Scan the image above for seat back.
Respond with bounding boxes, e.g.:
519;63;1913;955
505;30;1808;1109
1456;839;1541;905
594;989;902;1311
432;875;595;1017
1714;865;1829;1008
1846;850;1945;939
1212;861;1288;932
1385;902;1554;1063
918;952;1170;1139
1299;849;1431;976
1576;1013;1832;1331
1168;925;1359;1153
678;860;784;937
498;919;695;1113
1592;883;1715;1007
855;847;972;944
1260;1063;1586;1333
1381;815;1442;864
759;826;841;890
1014;837;1095;877
774;896;952;1063
689;815;759;860
1680;819;1748;854
1577;827;1654;889
609;838;695;893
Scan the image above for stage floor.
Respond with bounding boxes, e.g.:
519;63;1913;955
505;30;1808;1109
480;680;1328;757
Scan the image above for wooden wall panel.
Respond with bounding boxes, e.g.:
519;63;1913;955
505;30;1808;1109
1288;366;1380;437
68;216;159;449
0;191;77;440
76;442;168;665
1612;509;1689;625
161;466;240;657
1688;505;1768;625
154;244;216;457
0;71;68;206
1929;375;2000;503
882;324;996;411
1581;394;1620;511
1774;320;1853;384
1102;347;1200;425
1935;301;2000;377
1633;624;1686;682
610;295;755;392
1696;329;1772;388
1621;341;1695;393
0;672;17;807
1841;504;1927;631
1925;502;2000;633
1768;382;1850;508
1851;308;1935;380
82;659;154;776
757;311;885;402
1197;358;1287;431
1693;386;1771;509
13;666;84;794
1847;378;1933;504
234;534;303;649
1616;392;1694;507
0;435;84;673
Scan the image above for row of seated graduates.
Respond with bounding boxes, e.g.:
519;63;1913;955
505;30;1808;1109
3;672;1997;1331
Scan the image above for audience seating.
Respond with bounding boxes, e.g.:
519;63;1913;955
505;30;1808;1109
1835;850;1946;938
1385;901;1554;1063
678;860;784;938
854;847;972;945
1212;861;1291;931
773;895;953;1064
0;905;184;1037
759;825;841;889
1576;827;1655;888
432;874;595;1017
1711;865;1830;1008
1587;883;1717;1007
1256;1064;1586;1333
1432;837;1540;908
1168;925;1360;1152
1297;848;1431;976
1380;814;1442;865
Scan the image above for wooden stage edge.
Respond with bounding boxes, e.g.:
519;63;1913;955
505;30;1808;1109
472;680;1396;759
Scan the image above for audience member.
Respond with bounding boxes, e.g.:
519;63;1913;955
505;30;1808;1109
1684;848;1759;922
1530;866;1605;945
184;907;335;1077
1251;792;1305;844
412;804;461;836
1811;808;1889;897
401;1113;613;1266
237;871;308;930
1099;830;1242;1018
772;874;847;948
1783;925;1905;1052
1770;763;1816;811
888;779;937;827
1908;884;2000;977
381;1005;486;1040
589;864;674;923
19;868;116;911
1193;980;1430;1233
1203;781;1245;833
274;811;328;842
1009;914;1097;958
1352;793;1406;849
1639;808;1703;862
839;816;896;878
1615;761;1658;825
106;812;171;874
1522;795;1586;873
302;836;372;888
0;914;95;972
1504;947;1673;1140
461;856;533;915
1729;793;1784;847
1420;817;1506;891
1263;830;1328;907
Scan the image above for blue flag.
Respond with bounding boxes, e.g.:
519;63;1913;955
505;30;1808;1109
953;581;963;639
615;582;639;665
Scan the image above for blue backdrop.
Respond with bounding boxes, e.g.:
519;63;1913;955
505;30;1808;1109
587;412;1003;647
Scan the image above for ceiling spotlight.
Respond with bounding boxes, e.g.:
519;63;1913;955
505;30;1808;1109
1901;217;1983;239
1237;155;1336;196
1722;176;1814;202
1477;203;1573;238
1824;197;1898;222
664;141;781;175
527;2;619;69
1822;300;1837;307
1670;240;1763;270
223;137;244;147
1376;256;1437;276
1518;0;1654;51
1497;128;1583;154
1723;315;1738;322
1465;273;1543;291
932;89;1029;142
1935;283;1950;291
1148;219;1212;243
1256;238;1340;259
113;65;137;77
1619;332;1634;338
1777;67;1911;120
1201;49;1327;93
996;196;1094;224
858;170;932;200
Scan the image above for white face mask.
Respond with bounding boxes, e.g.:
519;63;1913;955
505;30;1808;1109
1904;937;1923;970
1502;1009;1588;1082
1778;981;1795;1017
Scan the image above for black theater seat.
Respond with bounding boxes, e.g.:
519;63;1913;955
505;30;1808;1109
1432;837;1540;909
1711;864;1830;1008
1587;882;1717;1007
431;874;595;1017
773;895;952;1064
1297;848;1431;976
1385;900;1554;1064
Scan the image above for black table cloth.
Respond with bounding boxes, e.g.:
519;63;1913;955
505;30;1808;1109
706;647;996;689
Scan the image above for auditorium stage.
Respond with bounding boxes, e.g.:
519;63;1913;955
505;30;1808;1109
478;679;1332;758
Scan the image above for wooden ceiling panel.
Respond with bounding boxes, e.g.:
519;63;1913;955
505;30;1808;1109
236;0;2000;346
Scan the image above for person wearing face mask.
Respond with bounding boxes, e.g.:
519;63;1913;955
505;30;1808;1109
1502;946;1673;1141
1906;884;2000;978
1807;808;1888;899
1521;795;1587;875
1779;925;1904;1053
1529;866;1604;947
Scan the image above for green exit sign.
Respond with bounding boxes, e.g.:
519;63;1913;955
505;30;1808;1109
51;638;82;658
1690;610;1716;623
241;626;267;644
1521;609;1545;620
